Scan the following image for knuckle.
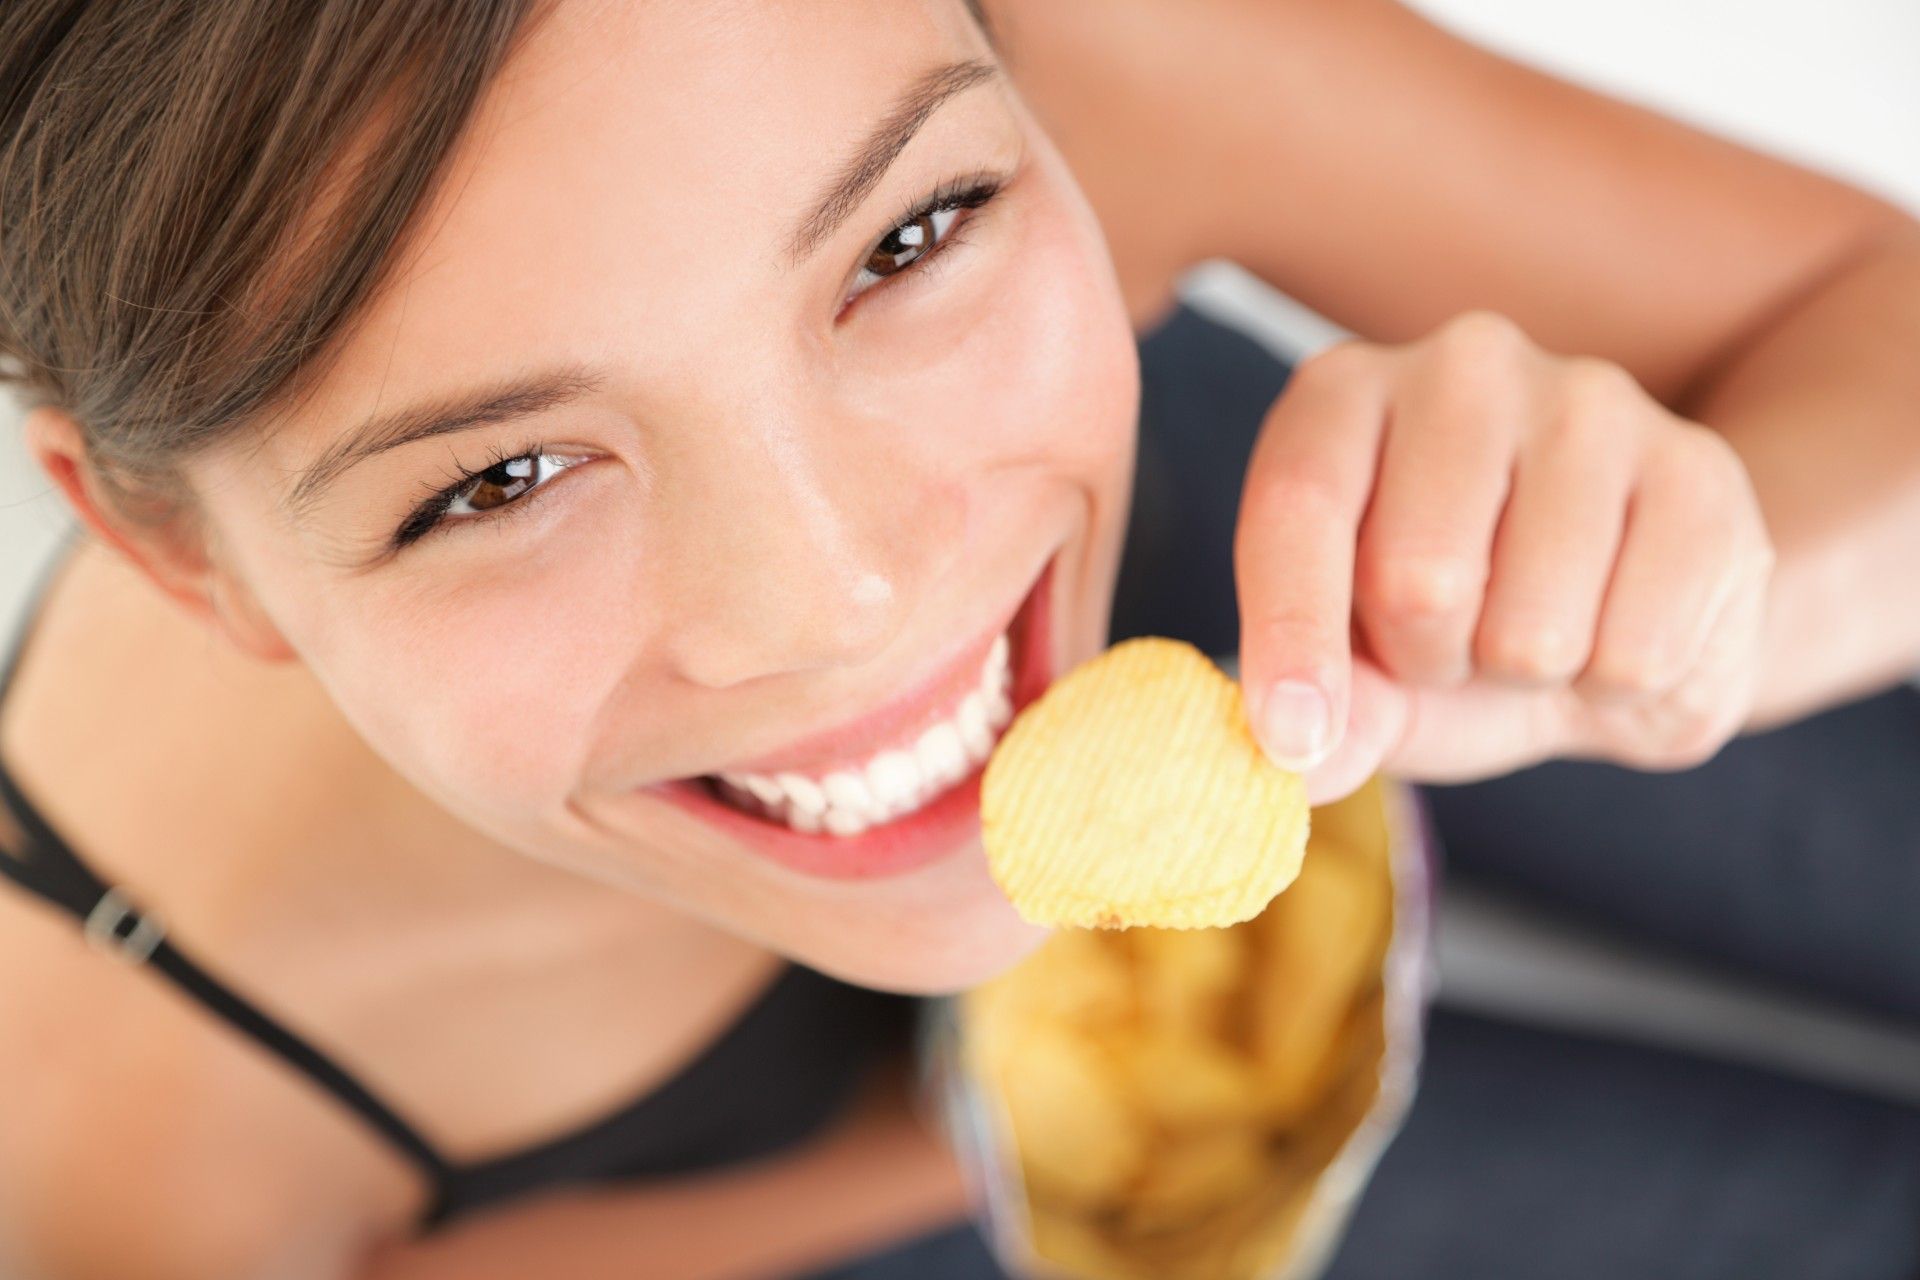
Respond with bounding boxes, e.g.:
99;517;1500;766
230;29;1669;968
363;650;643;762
1292;338;1377;389
1585;639;1684;698
1362;551;1483;623
1441;308;1527;353
1246;459;1348;526
1645;703;1737;770
1659;422;1743;493
1544;376;1630;453
1433;310;1531;376
1478;617;1585;682
1559;355;1640;420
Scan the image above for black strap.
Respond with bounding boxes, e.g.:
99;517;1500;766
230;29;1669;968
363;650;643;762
0;531;456;1215
0;769;452;1181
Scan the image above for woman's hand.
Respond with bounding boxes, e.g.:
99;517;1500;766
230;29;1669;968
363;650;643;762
1234;309;1776;806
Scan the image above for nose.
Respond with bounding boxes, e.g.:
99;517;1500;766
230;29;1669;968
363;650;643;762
658;410;964;690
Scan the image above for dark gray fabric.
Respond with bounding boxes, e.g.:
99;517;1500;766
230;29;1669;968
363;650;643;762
1323;1011;1920;1280
1108;298;1281;659
794;1219;1014;1280
1421;688;1920;1022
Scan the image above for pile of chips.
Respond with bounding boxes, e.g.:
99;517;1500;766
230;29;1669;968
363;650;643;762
961;781;1395;1279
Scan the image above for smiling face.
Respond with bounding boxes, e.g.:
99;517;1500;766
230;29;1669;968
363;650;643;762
177;0;1141;992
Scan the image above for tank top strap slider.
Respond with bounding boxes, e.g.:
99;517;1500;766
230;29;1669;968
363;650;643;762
81;885;167;965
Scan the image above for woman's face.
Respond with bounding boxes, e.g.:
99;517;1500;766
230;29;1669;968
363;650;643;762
189;0;1141;992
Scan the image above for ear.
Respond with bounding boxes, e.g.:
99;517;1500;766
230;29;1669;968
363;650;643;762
23;406;299;665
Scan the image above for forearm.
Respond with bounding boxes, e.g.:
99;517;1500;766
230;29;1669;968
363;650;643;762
1671;218;1920;729
355;1059;972;1280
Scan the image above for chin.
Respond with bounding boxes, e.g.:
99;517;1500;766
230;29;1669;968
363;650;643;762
785;853;1057;996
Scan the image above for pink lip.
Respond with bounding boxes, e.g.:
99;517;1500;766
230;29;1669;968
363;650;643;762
647;552;1060;880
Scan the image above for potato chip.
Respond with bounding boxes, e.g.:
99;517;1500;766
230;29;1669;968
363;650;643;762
982;636;1311;930
1029;1206;1153;1280
1304;775;1392;873
991;1022;1149;1209
1246;850;1390;1126
1119;1128;1271;1234
1107;1026;1261;1131
1178;1150;1325;1280
1128;925;1245;1039
982;927;1137;1029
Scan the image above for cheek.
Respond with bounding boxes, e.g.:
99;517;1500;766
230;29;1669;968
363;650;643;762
963;159;1143;619
982;226;1141;476
292;538;650;824
857;173;1140;508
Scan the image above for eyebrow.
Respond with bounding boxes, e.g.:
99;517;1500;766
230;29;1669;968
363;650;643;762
785;57;1001;265
282;365;607;519
284;57;1000;519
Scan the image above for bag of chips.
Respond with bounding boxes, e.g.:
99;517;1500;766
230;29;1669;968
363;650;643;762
919;686;1436;1279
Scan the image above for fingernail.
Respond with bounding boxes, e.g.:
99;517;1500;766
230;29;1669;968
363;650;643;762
1256;679;1332;771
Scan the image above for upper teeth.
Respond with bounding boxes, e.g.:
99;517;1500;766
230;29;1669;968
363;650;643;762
714;632;1014;836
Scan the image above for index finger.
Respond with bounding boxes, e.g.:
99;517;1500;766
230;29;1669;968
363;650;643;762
1234;342;1390;771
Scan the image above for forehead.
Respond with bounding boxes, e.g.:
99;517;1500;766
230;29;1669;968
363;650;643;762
262;0;997;457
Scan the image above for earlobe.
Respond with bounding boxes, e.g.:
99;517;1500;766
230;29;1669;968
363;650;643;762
20;405;298;664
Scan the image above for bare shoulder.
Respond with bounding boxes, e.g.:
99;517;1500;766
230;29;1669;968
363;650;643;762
0;893;418;1280
0;541;423;1277
0;536;369;859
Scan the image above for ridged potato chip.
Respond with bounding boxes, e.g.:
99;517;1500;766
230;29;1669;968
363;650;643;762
982;636;1311;930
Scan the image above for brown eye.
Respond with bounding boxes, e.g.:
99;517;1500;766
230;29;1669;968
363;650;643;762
458;455;540;512
863;211;942;279
849;202;966;298
446;453;586;520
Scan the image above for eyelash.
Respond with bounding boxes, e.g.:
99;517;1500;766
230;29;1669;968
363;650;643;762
390;171;1008;552
844;171;1006;307
392;438;576;549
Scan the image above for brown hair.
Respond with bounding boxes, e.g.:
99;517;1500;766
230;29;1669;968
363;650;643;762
0;0;997;525
0;1;551;523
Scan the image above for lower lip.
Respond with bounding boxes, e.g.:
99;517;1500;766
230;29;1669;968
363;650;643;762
650;555;1058;880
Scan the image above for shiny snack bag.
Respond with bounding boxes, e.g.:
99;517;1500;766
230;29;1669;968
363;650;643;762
919;772;1436;1280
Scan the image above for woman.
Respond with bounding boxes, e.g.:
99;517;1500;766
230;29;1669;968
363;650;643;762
0;1;1916;1277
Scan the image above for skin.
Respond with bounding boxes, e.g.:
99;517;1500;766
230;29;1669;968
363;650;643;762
3;0;1918;1276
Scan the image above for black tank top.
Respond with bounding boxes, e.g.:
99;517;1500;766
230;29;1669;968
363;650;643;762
0;300;1294;1255
0;522;923;1232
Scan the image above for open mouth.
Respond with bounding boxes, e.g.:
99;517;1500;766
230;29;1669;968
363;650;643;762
650;552;1059;880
